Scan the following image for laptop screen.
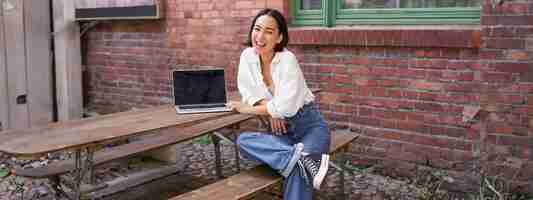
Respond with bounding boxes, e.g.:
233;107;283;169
172;70;227;105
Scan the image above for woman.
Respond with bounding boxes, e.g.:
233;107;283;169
226;8;331;200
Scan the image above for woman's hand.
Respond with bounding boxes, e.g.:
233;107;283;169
227;101;287;134
226;101;253;114
270;117;287;135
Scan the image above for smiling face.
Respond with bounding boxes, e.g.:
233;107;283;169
251;15;283;58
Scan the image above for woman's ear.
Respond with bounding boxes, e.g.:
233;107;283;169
277;34;283;44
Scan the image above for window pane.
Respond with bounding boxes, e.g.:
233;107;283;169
342;0;397;9
400;0;481;8
301;0;322;10
341;0;481;9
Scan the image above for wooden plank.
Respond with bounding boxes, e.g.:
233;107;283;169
52;0;83;121
0;8;8;130
170;130;359;200
85;164;180;199
144;144;182;163
24;0;54;127
0;105;216;139
171;165;280;200
0;106;242;156
330;130;358;153
4;0;29;129
13;113;253;178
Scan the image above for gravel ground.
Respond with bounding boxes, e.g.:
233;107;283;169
0;138;430;200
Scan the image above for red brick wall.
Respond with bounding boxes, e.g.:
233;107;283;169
289;37;485;185
84;0;533;191
478;0;533;190
85;0;286;113
84;21;169;112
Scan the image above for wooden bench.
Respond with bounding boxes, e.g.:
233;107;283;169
170;130;359;200
12;113;253;197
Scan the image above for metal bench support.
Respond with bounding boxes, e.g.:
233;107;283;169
212;130;239;179
329;155;347;200
232;125;241;173
211;134;223;179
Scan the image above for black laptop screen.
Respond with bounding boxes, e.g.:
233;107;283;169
173;70;227;105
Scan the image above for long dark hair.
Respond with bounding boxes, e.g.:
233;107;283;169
245;8;289;52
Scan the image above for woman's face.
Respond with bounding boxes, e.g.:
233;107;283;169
251;15;283;57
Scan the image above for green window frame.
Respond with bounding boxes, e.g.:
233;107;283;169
291;0;481;26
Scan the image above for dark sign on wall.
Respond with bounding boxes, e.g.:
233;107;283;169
75;0;162;21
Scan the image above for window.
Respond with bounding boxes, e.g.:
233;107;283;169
291;0;481;26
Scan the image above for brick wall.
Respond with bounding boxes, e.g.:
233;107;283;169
85;0;286;113
289;36;486;189
84;21;170;112
84;0;533;192
478;0;533;191
289;0;532;190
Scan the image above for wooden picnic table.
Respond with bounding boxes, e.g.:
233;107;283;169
0;89;320;199
0;89;252;200
0;105;251;199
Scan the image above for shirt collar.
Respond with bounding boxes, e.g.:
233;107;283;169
251;49;282;65
272;52;281;64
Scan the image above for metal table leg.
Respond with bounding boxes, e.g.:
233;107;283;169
211;134;223;179
232;124;240;173
329;161;346;200
213;129;241;178
73;147;95;200
74;150;82;200
329;147;350;200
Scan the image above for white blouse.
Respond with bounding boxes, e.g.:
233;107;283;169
237;47;315;119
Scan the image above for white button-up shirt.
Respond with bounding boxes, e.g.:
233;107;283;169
237;47;315;119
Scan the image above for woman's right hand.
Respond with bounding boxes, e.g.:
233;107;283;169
227;101;252;114
255;100;287;134
270;117;287;135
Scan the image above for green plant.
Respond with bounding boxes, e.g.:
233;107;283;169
411;167;450;200
8;177;25;200
343;161;375;175
0;166;9;178
466;175;533;200
192;135;212;145
507;192;533;200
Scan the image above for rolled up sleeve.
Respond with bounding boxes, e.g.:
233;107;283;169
237;49;264;106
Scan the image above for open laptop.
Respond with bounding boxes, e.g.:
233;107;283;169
172;69;232;114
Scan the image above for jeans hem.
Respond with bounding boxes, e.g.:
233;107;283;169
280;143;303;177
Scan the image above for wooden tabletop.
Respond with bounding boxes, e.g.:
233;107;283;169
0;105;246;156
0;88;321;157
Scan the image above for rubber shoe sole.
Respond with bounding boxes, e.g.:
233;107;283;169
313;154;329;189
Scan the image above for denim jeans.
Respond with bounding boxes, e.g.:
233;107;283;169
237;103;330;200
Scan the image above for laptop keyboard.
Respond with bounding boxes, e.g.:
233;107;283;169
180;103;227;109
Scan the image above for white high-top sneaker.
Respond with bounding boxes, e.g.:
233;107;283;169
299;154;329;189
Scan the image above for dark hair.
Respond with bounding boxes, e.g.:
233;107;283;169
246;8;289;52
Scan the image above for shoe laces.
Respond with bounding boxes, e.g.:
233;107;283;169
301;156;319;177
297;161;310;185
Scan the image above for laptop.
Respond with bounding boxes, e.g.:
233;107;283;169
172;69;232;114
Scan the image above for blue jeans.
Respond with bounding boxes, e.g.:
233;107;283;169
237;103;330;200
